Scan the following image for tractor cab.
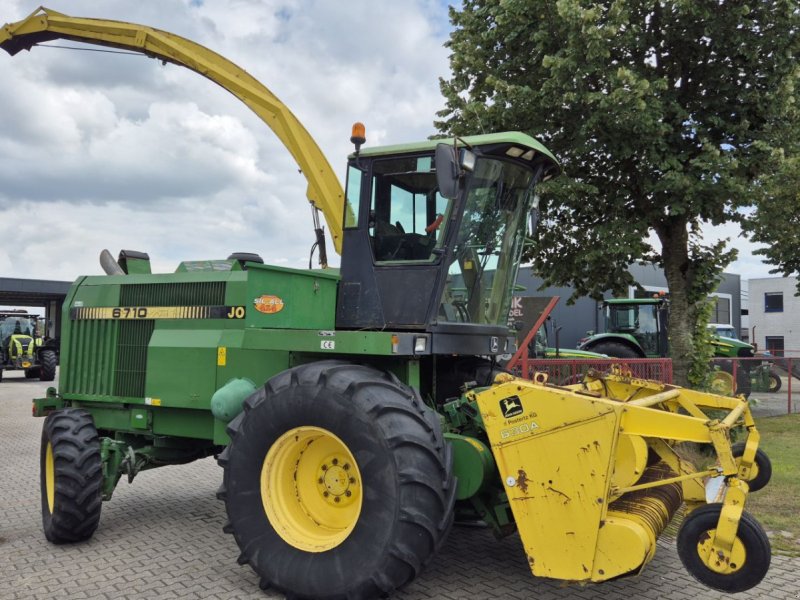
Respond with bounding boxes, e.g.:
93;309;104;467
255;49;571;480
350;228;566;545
0;312;37;348
337;132;559;355
577;297;669;358
604;298;667;356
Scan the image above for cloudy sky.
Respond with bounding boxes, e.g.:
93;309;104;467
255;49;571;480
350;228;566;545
0;0;775;287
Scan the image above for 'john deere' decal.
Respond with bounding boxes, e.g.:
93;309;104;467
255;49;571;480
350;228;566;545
253;295;285;314
500;395;524;418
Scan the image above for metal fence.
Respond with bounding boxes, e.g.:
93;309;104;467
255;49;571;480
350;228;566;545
505;349;799;416
509;357;674;386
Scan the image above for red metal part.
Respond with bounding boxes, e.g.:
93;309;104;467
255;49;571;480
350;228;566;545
506;296;560;372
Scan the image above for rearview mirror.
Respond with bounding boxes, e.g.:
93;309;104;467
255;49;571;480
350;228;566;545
435;143;459;200
528;194;541;236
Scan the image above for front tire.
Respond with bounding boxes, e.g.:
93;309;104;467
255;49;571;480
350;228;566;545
39;349;57;382
40;408;103;543
218;361;456;599
677;504;770;593
586;340;641;359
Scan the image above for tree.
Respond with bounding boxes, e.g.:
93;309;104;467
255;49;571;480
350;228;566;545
437;0;800;385
747;156;800;294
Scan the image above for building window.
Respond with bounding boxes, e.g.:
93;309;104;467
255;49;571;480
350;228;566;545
764;292;784;313
711;296;731;325
765;336;785;357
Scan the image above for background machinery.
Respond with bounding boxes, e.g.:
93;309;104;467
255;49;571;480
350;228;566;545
0;310;57;381
578;296;774;396
1;8;773;599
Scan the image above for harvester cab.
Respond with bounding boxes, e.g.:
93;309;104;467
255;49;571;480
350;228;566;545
337;132;557;355
1;7;773;600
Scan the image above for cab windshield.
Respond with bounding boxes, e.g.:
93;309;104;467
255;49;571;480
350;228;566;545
0;316;36;345
438;158;537;326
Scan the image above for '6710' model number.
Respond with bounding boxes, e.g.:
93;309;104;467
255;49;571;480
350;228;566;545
111;307;148;319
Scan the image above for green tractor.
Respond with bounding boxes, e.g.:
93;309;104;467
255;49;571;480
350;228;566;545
3;9;774;598
0;311;57;382
577;297;768;395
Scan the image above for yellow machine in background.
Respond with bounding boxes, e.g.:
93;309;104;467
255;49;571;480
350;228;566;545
474;366;771;592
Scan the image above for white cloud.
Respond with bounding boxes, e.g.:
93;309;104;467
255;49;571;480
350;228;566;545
0;0;779;293
0;0;452;280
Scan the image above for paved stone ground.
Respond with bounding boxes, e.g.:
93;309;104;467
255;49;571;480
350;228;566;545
1;371;798;600
750;374;800;418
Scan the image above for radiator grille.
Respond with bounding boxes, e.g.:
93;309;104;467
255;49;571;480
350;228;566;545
65;281;226;398
64;319;118;396
113;320;155;398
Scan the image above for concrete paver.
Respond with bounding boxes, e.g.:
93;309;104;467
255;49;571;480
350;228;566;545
1;371;798;599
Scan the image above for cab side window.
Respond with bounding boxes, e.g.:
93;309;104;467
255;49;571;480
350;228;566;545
369;155;450;262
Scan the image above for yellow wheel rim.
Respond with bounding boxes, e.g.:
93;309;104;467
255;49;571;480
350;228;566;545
45;442;55;513
261;426;363;552
710;371;735;396
697;530;747;574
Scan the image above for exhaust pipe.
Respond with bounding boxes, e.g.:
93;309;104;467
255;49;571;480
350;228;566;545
99;249;125;275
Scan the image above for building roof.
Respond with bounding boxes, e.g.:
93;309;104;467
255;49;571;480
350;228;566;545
0;277;71;306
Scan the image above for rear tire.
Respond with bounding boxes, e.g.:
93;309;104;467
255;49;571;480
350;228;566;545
39;349;57;382
586;340;641;359
218;360;455;599
720;361;751;398
40;408;103;543
677;504;770;593
768;369;782;393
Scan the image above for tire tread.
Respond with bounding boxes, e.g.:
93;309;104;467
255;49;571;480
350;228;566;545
219;360;455;600
41;408;102;543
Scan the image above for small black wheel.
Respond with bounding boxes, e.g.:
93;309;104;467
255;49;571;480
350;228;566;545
731;442;772;492
41;408;103;543
25;367;41;379
768;369;782;393
0;368;4;382
585;340;641;359
677;503;770;593
39;349;57;382
218;360;455;599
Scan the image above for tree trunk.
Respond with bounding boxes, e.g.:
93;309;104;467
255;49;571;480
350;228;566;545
657;218;696;387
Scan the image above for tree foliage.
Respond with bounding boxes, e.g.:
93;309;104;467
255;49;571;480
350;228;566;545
747;154;800;294
437;0;800;384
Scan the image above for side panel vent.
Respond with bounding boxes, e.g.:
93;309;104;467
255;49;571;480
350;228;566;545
120;281;226;306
